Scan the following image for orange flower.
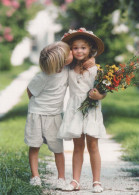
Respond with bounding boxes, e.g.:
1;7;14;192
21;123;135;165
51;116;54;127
126;75;132;85
119;63;126;68
130;61;134;66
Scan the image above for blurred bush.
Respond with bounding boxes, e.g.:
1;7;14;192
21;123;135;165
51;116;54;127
53;0;139;86
0;45;12;70
0;0;42;71
55;0;139;64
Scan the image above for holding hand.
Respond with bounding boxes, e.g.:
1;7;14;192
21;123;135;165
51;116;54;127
83;57;96;69
89;88;106;100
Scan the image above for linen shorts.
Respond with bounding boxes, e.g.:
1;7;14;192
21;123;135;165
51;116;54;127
24;113;63;153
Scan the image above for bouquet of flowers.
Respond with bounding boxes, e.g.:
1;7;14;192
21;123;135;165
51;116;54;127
78;57;139;117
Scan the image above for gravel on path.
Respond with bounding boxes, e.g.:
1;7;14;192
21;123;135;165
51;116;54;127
42;136;139;195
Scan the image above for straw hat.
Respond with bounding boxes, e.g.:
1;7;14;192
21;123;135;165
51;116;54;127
61;28;104;56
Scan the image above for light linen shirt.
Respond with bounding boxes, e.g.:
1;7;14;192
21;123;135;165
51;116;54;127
28;67;68;115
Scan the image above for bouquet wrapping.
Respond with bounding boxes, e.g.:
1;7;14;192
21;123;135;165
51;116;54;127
78;57;139;117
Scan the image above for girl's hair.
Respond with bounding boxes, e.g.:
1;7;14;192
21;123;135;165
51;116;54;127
69;35;97;71
39;41;70;74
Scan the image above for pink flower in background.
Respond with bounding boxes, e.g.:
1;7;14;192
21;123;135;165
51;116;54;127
4;27;13;42
2;0;11;6
44;0;52;5
4;33;13;41
11;1;20;9
26;0;37;8
65;0;74;3
2;0;20;9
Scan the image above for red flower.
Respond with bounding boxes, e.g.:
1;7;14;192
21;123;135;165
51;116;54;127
113;75;120;87
64;33;70;37
78;29;84;32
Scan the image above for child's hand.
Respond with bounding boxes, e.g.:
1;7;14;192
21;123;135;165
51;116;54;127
83;57;95;69
89;88;106;100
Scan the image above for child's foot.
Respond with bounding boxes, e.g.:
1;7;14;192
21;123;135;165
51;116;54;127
30;176;41;186
55;178;66;190
93;181;103;193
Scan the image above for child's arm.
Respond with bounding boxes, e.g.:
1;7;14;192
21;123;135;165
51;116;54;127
89;88;106;100
27;87;33;99
83;57;95;69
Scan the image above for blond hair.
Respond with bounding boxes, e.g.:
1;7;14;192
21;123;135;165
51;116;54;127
39;41;70;74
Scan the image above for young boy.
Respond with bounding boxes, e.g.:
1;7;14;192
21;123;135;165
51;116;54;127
24;41;72;189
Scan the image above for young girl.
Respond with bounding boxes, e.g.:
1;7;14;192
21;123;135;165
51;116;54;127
57;28;106;193
24;41;73;188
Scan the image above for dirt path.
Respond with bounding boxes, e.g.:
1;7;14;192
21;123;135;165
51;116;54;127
0;67;138;195
43;136;139;195
0;65;39;118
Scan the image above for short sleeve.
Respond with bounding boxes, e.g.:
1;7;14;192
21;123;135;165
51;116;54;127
28;72;47;96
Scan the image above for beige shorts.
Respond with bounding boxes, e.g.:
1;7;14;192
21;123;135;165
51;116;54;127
24;113;63;153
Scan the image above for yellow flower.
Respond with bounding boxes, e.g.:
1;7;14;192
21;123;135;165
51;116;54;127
115;67;119;71
96;64;103;71
96;64;100;68
109;69;114;73
108;72;114;77
111;65;119;71
111;65;116;69
105;76;112;81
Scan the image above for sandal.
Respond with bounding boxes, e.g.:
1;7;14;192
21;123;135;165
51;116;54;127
62;179;80;191
93;181;103;193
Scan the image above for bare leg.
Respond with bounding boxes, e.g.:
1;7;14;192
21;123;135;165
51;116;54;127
86;135;101;183
29;147;40;177
71;134;85;187
54;152;65;179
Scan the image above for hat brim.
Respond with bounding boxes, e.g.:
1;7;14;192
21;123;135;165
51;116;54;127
61;32;104;57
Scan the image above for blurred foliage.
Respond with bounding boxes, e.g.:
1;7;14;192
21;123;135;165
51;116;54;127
55;0;139;63
0;0;42;71
0;45;12;71
54;0;139;85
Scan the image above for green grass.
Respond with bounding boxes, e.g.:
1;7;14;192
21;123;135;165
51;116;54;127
105;117;139;162
124;168;139;177
103;87;139;118
0;62;33;91
0;152;43;195
102;87;139;167
0;92;52;194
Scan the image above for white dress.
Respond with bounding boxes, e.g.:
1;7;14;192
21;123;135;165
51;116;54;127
57;66;106;140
